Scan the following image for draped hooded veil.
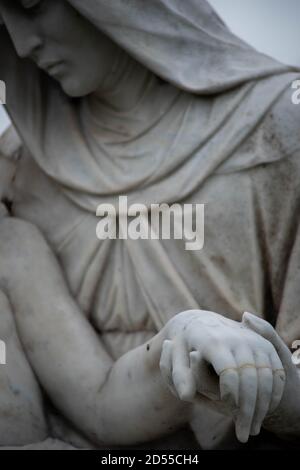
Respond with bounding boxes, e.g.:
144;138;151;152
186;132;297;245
1;0;300;449
68;0;295;92
1;0;299;208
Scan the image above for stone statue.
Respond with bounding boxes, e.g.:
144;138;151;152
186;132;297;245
0;0;300;450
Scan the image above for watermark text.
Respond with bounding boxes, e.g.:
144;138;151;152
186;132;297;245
96;197;205;251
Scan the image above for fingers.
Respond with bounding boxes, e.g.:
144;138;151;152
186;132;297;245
172;337;197;401
159;338;197;402
204;340;279;443
219;362;239;410
189;350;221;401
234;347;258;443
250;352;273;436
204;346;239;409
242;313;286;420
268;349;286;414
243;312;292;370
242;312;286;411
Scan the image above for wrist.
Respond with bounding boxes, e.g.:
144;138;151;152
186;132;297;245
263;402;300;439
143;328;168;372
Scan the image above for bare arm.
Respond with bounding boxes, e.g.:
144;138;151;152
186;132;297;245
0;217;191;446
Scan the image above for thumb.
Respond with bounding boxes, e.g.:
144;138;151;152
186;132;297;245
242;312;292;370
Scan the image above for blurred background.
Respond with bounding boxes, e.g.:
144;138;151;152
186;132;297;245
1;0;300;132
209;0;300;66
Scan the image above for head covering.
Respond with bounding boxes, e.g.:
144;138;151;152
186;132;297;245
1;0;299;212
68;0;296;92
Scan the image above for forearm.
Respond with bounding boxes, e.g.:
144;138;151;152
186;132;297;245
1;218;190;445
263;369;300;440
10;273;190;446
98;330;191;445
15;297;189;445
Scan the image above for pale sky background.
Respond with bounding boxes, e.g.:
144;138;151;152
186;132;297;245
209;0;300;66
1;0;300;131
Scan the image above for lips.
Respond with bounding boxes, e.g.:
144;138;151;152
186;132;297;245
40;61;64;76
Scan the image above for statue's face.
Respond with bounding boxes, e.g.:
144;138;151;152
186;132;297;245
0;0;119;97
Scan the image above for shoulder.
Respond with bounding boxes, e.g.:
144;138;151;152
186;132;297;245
249;82;300;203
265;82;300;160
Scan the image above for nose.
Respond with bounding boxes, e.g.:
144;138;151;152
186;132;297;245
14;33;43;60
1;8;43;60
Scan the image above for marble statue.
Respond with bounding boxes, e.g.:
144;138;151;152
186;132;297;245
0;0;300;450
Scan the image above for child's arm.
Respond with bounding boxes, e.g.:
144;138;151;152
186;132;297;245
0;217;191;446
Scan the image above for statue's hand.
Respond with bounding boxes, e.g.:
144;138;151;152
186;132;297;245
160;310;285;443
243;312;300;438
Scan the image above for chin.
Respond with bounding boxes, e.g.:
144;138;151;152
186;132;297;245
60;76;97;98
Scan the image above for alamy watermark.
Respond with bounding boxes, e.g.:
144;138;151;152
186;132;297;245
0;80;6;105
291;80;300;105
96;196;205;251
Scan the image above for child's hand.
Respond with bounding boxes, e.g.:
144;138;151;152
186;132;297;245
160;310;286;443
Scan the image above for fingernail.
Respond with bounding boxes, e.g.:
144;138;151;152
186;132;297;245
250;422;261;436
178;382;195;402
236;423;249;444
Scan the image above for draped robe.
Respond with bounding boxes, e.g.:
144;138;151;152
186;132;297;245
0;0;300;450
